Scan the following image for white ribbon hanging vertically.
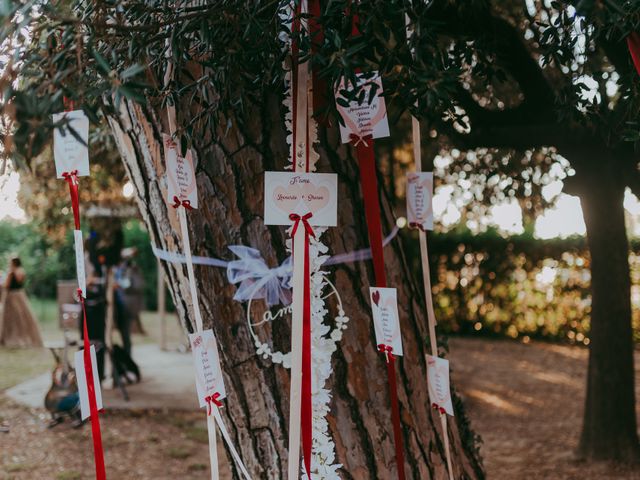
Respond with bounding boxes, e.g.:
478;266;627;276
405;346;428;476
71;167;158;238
405;11;454;480
163;37;251;480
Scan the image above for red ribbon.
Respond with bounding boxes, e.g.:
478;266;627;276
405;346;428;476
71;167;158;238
78;289;106;480
627;32;640;77
205;392;223;416
289;212;314;478
346;7;406;466
408;222;425;231
172;196;193;210
62;170;81;230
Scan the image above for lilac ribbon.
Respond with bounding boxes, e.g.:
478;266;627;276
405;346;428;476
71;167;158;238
151;225;399;306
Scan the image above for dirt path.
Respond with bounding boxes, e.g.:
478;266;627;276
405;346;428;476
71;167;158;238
0;395;231;480
449;337;640;480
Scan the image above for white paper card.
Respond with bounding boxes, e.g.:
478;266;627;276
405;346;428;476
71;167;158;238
369;287;403;356
163;134;198;209
407;172;434;231
336;71;390;144
53;110;90;179
264;172;338;226
73;230;86;297
74;345;103;420
189;329;226;408
426;355;454;416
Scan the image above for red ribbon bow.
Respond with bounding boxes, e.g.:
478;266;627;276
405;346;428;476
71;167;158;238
205;392;223;416
289;212;316;238
378;343;394;363
432;402;446;415
349;133;373;147
408;222;425;231
172;196;193;210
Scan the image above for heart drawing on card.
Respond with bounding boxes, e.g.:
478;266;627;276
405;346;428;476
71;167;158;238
372;290;380;306
302;185;330;214
273;185;302;214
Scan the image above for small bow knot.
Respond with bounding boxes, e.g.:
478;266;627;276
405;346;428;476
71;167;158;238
432;402;446;415
408;222;425;231
378;344;393;363
349;133;373;147
62;170;79;185
289;212;315;239
172;196;193;210
205;392;223;415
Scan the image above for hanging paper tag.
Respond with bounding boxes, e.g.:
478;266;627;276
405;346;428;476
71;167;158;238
369;287;403;355
407;172;434;231
426;355;454;416
189;329;226;408
163;134;198;208
264;172;337;226
53;110;90;179
74;345;103;420
336;71;390;144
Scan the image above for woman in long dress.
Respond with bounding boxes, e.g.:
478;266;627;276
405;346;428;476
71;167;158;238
0;257;43;347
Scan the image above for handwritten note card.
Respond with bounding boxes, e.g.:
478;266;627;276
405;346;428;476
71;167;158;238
336;71;390;144
74;345;103;420
53;110;90;178
406;172;434;231
189;329;226;408
369;287;403;356
163;134;198;208
426;355;454;416
264;172;337;226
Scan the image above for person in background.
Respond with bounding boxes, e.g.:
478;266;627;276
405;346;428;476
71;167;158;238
116;247;146;337
0;257;44;347
83;239;107;381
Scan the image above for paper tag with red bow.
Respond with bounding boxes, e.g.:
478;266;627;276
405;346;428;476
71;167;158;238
370;287;403;356
335;71;390;144
406;172;434;231
189;329;226;409
74;345;103;420
163;134;198;209
263;172;337;226
426;355;454;416
53;110;90;179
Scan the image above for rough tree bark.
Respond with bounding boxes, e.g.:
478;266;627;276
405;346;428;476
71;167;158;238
576;151;640;462
106;94;484;479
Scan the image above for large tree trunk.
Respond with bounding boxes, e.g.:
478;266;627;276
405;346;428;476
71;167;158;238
107;96;484;479
577;154;640;462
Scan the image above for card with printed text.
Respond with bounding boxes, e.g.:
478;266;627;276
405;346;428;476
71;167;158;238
369;287;403;356
426;355;454;416
53;110;90;179
264;172;337;226
189;329;226;408
336;71;390;144
406;172;434;231
163;134;198;208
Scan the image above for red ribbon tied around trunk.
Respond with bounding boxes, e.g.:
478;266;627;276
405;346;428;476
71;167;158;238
62;170;81;230
627;32;640;77
172;196;193;210
289;211;314;478
205;392;223;416
77;289;106;480
349;133;373;148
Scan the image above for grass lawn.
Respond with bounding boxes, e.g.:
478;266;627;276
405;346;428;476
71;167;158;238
1;296;185;392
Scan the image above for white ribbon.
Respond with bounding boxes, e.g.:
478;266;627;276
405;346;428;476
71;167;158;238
288;225;306;480
227;246;292;307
